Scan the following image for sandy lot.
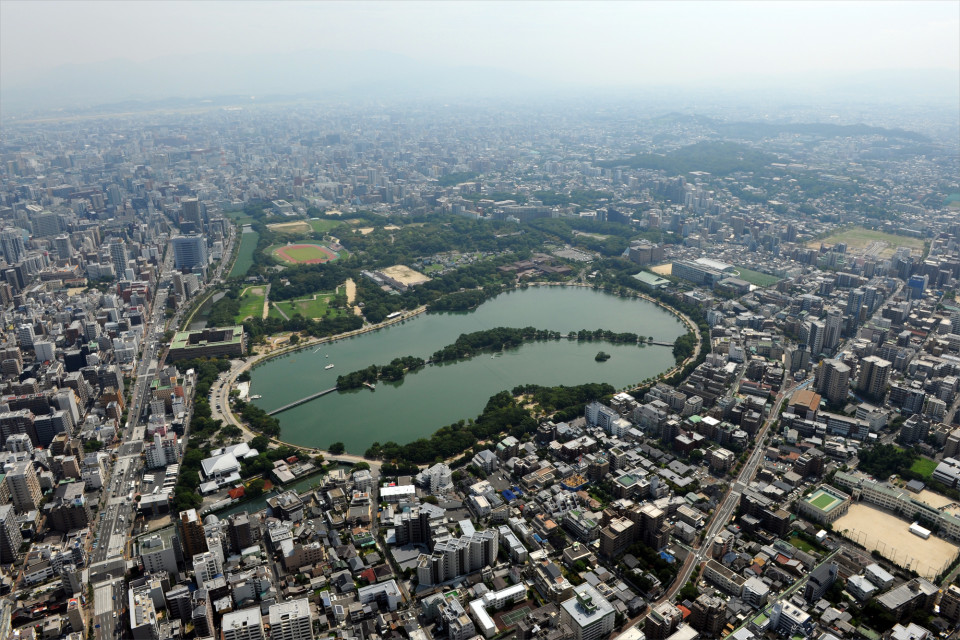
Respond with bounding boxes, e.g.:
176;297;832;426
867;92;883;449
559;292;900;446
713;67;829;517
267;221;312;234
384;224;401;231
357;227;375;235
343;278;362;317
834;503;959;578
381;264;431;286
650;263;673;276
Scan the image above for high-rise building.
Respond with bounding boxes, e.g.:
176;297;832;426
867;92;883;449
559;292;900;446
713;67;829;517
823;308;843;352
178;509;208;559
8;460;42;512
192;551;223;585
109;242;128;279
16;323;36;348
806;320;825;357
268;598;313;640
222;607;264;640
815;359;850;405
33;340;55;363
181;198;204;226
0;227;27;264
172;235;208;270
690;594;726;638
54;235;73;260
858;355;892;400
644;602;682;640
0;503;24;563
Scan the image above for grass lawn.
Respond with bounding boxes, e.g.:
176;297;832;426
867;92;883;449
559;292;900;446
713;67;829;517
309;218;343;234
235;288;266;321
788;533;817;554
422;263;444;274
733;266;782;287
225;210;257;226
272;293;342;319
285;245;328;261
910;456;938;479
228;230;259;279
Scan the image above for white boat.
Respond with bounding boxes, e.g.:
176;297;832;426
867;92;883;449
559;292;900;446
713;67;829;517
325;354;329;358
324;364;335;370
250;394;262;400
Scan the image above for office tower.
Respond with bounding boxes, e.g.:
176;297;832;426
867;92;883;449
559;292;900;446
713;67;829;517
16;323;36;348
109;242;128;278
178;509;208;559
268;598;313;640
32;211;63;237
54;235;73;260
806;320;825;357
181;198;204;224
165;584;193;623
815;359;851;405
0;228;27;263
8;460;42;512
222;607;265;640
907;275;928;300
858;355;892;400
172;235;208;270
0;504;24;563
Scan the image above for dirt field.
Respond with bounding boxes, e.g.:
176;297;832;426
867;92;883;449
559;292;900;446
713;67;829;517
381;264;431;286
343;278;362;317
650;263;673;276
357;227;375;235
917;489;960;517
267;221;312;234
833;503;959;578
384;224;401;231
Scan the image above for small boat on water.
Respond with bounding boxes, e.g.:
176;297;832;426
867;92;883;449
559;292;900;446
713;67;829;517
250;394;262;400
324;364;335;370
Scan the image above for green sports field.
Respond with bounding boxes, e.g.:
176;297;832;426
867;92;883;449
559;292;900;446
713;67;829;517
807;489;843;511
235;287;266;321
733;266;782;287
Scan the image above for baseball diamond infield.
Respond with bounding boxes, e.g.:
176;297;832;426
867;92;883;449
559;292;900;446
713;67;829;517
273;243;339;264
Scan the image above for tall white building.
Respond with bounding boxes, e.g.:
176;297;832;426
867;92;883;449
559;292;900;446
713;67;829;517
0;228;27;264
222;607;264;640
33;340;55;363
560;584;615;640
268;598;313;640
192;550;223;585
16;324;36;348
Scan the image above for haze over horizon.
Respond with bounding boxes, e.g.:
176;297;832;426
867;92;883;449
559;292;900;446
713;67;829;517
1;0;958;114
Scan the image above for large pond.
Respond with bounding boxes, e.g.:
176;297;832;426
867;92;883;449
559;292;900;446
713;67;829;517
250;286;686;453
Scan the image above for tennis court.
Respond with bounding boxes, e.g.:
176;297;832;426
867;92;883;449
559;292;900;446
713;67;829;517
500;605;532;626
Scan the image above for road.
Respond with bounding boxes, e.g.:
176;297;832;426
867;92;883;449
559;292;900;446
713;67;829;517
88;225;236;640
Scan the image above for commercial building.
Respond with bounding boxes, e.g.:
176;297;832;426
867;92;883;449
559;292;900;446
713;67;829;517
168;326;245;360
172;235;209;270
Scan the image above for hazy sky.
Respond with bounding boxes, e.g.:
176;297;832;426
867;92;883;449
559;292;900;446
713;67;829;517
2;0;957;87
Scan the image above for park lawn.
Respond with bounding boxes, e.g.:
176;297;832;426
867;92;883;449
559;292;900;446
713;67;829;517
733;266;782;287
235;288;266;322
910;456;938;479
273;293;342;319
423;263;444;274
228;230;259;278
309;218;343;233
